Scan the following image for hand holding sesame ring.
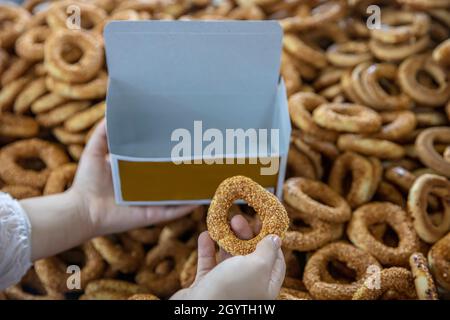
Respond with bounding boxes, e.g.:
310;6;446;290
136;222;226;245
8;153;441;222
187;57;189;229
288;92;338;142
428;232;450;291
312;103;382;134
0;5;30;49
407;174;450;243
135;240;191;298
371;11;430;44
328;152;375;208
44;29;104;84
352;267;417;300
283;203;343;251
43;163;77;195
34;241;105;292
92;234;145;274
347;202;421;266
415;127;450;178
303;242;380;300
337;134;406;159
409;252;438;300
207;176;289;256
283;177;351;223
398;54;450;107
0;113;39;139
0;138;69;189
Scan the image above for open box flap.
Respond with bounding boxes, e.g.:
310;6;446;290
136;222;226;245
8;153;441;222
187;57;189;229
104;21;283;158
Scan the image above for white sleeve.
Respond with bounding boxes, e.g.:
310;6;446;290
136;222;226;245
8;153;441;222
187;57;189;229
0;192;32;290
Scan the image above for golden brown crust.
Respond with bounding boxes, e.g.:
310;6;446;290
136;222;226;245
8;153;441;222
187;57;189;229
207;176;289;256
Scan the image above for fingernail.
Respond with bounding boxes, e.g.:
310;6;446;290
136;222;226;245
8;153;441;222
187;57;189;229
269;235;281;248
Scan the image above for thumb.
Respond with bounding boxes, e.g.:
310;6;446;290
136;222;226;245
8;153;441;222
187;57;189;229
252;235;282;264
83;119;108;158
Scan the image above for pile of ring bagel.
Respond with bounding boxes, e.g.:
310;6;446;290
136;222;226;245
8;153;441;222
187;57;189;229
0;0;449;300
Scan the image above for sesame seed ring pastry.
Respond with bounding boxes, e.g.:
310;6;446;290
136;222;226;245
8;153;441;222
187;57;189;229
359;63;412;111
127;225;162;246
280;0;347;32
179;249;197;288
44;29;103;84
43;163;77;195
280;52;302;96
52;127;86;145
15;26;50;61
80;279;149;300
313;67;345;91
288;92;338;142
128;293;159;300
312;103;382;134
415;111;447;127
299;132;340;159
444;146;450;163
0;113;39;139
0;76;32;112
34;241;105;292
287;144;317;180
407;174;450;243
207;176;289;256
373;111;417;141
0;5;30;49
64;101;106;132
371;10;430;44
409;252;439;300
136;240;191;298
159;216;199;249
347;202;421;266
13;77;47;114
4;268;63;300
46;70;108;100
352;267;417;300
369;34;430;62
277;287;312;300
337;134;406;159
398;54;450;107
374;181;405;207
433;39;450;67
1;57;32;87
326;41;372;67
397;0;450;9
283;34;328;69
415;127;450;178
0;138;69;188
67;144;84;161
30;93;69;114
36;101;91;128
46;1;107;36
283;203;343;251
328;152;375;208
428;232;450;291
283;177;351;223
303;242;380;300
92;234;145;273
291;136;324;179
1;184;41;199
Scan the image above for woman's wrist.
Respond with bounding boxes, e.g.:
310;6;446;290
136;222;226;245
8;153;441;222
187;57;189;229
20;190;93;261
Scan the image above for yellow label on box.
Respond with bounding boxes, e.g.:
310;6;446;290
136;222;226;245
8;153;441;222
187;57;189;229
118;158;279;201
